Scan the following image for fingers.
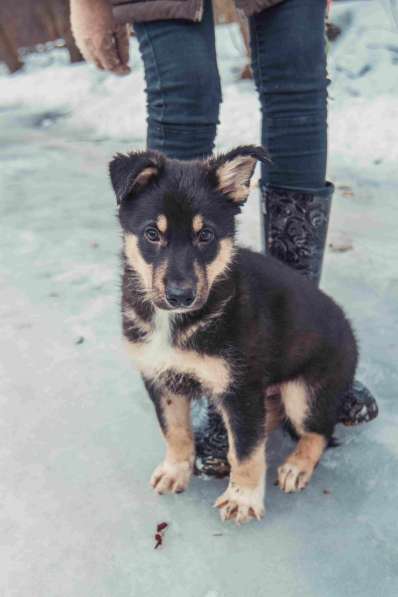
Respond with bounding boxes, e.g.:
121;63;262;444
82;39;104;70
93;57;104;71
114;25;131;74
96;31;128;75
81;30;130;76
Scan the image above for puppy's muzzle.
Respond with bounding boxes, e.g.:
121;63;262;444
165;283;196;309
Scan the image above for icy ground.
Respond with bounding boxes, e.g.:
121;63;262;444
1;2;398;596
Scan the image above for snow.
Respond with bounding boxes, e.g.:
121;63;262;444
1;2;398;596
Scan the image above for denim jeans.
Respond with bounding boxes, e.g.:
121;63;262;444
134;0;328;192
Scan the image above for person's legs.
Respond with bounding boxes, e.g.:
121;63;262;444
250;0;378;426
250;0;328;193
250;0;332;286
134;0;221;160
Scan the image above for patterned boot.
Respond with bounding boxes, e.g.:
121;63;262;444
262;183;378;427
194;401;230;478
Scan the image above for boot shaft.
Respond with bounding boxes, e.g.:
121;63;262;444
261;183;334;286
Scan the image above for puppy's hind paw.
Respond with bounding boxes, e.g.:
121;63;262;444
150;459;192;494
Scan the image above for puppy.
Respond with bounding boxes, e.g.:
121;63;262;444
109;146;357;524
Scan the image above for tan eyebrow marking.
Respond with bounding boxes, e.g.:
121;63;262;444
156;214;168;234
192;214;203;233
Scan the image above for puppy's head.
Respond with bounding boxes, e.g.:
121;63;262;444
110;145;268;312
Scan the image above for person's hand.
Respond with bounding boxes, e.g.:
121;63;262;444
70;0;131;75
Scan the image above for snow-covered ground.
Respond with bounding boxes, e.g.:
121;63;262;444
1;2;397;596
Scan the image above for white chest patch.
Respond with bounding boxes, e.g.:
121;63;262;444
125;309;230;396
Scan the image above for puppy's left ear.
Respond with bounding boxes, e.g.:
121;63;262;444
207;145;270;205
109;150;164;205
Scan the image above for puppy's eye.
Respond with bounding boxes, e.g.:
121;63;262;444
144;226;161;242
198;228;214;244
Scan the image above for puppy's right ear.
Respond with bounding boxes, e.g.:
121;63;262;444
109;150;164;205
207;145;269;206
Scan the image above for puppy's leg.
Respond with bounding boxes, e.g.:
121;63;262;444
145;380;194;494
278;432;327;493
278;380;329;493
214;389;266;524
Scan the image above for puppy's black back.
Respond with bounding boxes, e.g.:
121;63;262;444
227;248;357;437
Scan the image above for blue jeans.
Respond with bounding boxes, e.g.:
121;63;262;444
134;0;328;192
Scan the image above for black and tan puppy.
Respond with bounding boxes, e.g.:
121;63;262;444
109;146;357;524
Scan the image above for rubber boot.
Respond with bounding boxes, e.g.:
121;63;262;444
194;402;230;478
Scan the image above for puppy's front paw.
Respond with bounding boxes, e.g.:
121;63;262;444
150;459;193;494
277;461;313;493
214;483;265;524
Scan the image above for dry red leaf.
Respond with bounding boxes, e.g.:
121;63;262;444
154;521;169;549
157;522;168;533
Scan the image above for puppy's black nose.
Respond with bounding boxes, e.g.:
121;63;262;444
165;284;195;308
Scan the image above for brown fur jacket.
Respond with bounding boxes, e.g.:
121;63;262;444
110;0;284;24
